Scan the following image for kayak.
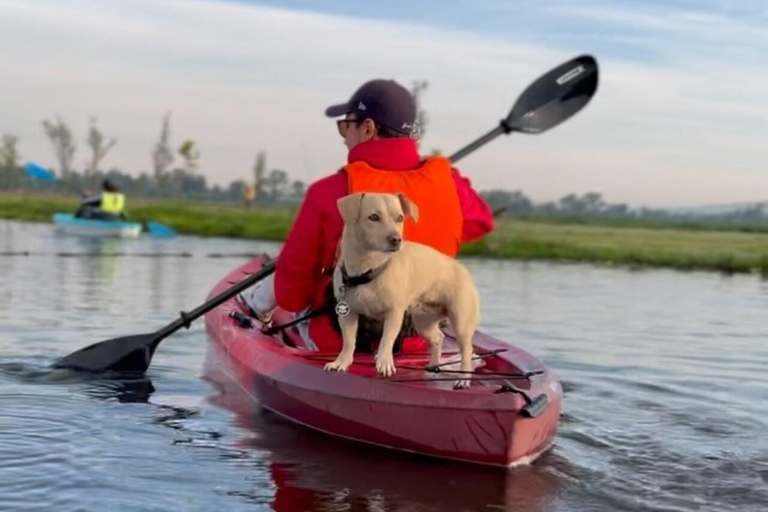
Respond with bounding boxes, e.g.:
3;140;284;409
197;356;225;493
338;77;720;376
202;356;562;509
204;255;563;468
52;213;142;238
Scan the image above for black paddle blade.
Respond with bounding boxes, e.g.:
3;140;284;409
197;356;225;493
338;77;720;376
52;333;161;373
51;258;277;375
506;54;598;134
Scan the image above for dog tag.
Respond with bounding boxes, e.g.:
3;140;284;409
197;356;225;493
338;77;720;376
335;301;350;316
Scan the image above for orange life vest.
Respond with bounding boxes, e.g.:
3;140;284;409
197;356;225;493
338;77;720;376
345;156;463;257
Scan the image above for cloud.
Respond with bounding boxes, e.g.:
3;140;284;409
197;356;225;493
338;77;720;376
0;0;766;207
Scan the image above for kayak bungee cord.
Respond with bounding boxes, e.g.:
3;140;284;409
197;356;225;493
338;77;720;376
300;349;544;379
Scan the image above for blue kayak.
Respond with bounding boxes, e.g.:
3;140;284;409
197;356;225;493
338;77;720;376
52;213;143;238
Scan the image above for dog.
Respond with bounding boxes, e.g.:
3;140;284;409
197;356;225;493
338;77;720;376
323;192;480;389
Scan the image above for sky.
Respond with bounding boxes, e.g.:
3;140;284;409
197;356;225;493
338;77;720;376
0;0;766;208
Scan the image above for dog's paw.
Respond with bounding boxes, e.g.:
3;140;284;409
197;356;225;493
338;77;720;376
375;354;397;377
324;357;353;372
453;378;471;390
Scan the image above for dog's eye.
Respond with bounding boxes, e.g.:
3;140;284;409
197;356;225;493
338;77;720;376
368;214;380;222
395;215;404;223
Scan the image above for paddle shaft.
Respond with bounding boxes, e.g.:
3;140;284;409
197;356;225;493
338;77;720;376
448;124;510;163
153;260;276;342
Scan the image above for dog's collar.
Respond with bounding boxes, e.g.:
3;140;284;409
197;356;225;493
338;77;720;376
340;260;391;289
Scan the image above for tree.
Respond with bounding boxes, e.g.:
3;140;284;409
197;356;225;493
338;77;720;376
481;189;533;216
41;115;76;177
537;201;559;215
264;169;289;203
290;180;306;200
738;204;765;221
151;112;174;184
411;80;429;140
603;203;629;217
558;193;584;215
85;117;117;179
582;192;604;214
252;151;266;202
0;134;20;169
178;139;200;174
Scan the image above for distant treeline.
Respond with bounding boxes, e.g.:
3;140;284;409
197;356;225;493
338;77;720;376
0;114;305;206
480;189;767;222
0;160;306;205
1;114;766;221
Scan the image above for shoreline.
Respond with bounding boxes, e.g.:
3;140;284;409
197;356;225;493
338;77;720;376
2;194;767;275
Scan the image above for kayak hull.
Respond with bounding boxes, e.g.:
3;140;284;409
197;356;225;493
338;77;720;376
52;213;142;238
204;256;562;468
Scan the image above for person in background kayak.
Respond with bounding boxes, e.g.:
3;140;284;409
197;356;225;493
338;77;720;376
241;79;494;351
75;179;127;221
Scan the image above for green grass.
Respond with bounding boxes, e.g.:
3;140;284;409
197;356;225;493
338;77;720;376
462;220;768;274
3;193;768;274
126;201;295;240
0;193;295;241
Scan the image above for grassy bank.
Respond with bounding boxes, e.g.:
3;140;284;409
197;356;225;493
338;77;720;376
0;193;294;241
2;193;768;274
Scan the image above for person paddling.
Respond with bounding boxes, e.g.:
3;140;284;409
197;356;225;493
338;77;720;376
75;179;127;221
240;79;494;352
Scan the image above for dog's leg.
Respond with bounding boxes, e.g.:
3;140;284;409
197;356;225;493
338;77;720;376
324;312;359;372
449;309;478;390
374;310;405;377
413;315;444;368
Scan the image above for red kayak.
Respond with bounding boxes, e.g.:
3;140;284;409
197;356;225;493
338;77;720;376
204;256;562;467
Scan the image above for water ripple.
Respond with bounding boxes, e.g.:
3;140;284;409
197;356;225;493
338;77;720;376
1;221;767;511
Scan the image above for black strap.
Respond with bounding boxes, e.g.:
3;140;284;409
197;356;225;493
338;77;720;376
340;260;391;289
262;305;332;335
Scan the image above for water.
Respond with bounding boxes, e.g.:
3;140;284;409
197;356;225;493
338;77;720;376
1;219;767;512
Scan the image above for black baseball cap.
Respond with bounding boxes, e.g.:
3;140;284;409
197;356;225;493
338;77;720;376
325;79;416;135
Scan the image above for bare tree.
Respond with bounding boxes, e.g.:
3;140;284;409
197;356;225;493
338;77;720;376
411;80;429;140
152;112;174;183
85;117;117;177
41;115;76;177
252;151;266;202
0;134;21;169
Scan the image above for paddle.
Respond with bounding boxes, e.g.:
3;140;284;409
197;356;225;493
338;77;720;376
25;162;84;195
53;54;599;374
52;259;277;372
24;162;177;237
145;222;178;238
449;54;598;162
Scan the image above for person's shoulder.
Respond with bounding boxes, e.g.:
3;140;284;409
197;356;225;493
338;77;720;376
306;169;347;197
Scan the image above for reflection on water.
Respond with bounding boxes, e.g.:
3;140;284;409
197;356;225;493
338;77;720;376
1;220;767;512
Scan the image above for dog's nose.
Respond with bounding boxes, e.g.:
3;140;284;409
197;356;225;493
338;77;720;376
387;235;402;248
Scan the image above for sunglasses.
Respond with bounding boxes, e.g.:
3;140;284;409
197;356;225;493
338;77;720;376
336;119;363;137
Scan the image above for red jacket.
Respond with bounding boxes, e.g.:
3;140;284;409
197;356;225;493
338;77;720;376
274;138;494;313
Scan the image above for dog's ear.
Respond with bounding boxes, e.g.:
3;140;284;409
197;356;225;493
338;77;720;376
337;193;366;223
397;193;419;223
